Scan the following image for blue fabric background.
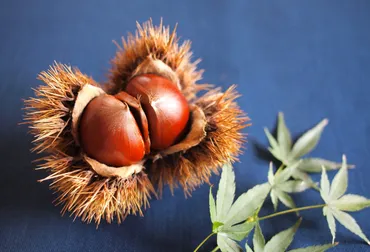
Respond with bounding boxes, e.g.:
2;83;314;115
0;0;369;251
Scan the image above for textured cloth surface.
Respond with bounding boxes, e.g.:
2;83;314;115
1;1;370;251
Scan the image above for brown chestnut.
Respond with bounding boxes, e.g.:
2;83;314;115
126;74;190;150
79;94;145;167
114;91;151;154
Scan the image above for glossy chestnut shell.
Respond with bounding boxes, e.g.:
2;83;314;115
79;94;145;167
126;74;190;150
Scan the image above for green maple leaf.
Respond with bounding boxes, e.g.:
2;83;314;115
267;162;310;211
208;163;271;251
320;155;370;245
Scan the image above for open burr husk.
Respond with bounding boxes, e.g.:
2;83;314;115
23;19;250;226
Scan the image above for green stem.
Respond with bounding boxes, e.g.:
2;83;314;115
211;246;219;252
312;185;321;192
194;233;215;252
195;204;326;251
258;204;326;221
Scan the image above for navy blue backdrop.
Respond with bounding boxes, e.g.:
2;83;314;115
1;1;370;251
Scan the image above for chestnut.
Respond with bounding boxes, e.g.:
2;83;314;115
126;74;190;150
79;74;191;167
79;94;145;167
